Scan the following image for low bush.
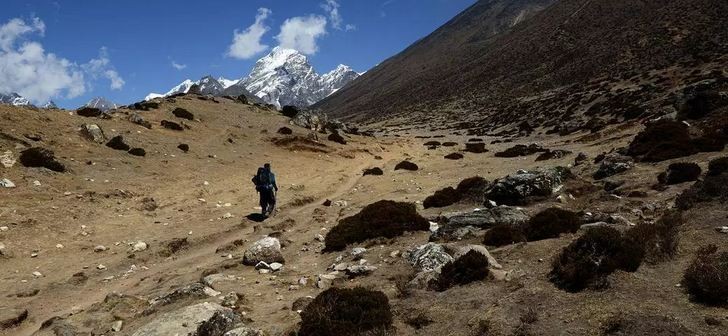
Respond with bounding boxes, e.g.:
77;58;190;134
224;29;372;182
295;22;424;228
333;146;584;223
444;153;464;160
363;167;384;176
525;208;581;241
277;127;293;135
707;157;728;176
464;143;488;153
602;313;692;335
423;141;441;146
549;227;644;292
328;132;347;145
76;107;102;117
494;144;546;158
19;147;65;172
675;173;728;210
177;143;189;152
430;250;489;292
161;120;184;131
626;120;697;162
299;287;393;336
281;105;299;118
442;142;458;147
455;176;489;203
682;245;728;305
172;107;194;120
394;160;419;171
657;162;702;185
482;225;526;247
324;201;429;251
625;211;681;263
128;148;146;157
423;187;459;209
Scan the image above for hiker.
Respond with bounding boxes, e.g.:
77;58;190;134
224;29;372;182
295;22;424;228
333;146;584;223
252;163;278;216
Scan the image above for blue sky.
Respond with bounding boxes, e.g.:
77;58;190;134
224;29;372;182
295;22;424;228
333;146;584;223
0;0;475;108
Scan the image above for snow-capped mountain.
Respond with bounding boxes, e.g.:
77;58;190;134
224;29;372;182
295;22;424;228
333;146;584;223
41;101;58;109
146;47;360;108
0;92;31;106
238;47;361;108
85;97;119;111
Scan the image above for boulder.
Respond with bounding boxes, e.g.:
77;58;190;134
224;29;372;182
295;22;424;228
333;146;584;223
494;144;547;158
106;135;130;151
432;206;529;241
80;124;105;143
0;179;15;188
131;302;238;336
224;326;263;336
408;243;453;272
593;153;633;180
129;113;153;129
485;167;571;205
149;282;216;307
242;237;284;265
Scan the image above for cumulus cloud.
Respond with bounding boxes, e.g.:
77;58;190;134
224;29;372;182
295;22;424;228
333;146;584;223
276;15;327;55
321;0;355;31
83;47;125;90
171;61;187;70
227;8;271;59
0;16;85;102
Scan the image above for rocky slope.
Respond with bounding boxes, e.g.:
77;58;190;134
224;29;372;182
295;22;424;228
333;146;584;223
315;0;728;129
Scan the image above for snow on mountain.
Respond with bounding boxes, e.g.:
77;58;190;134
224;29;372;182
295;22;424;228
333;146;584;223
146;47;360;108
0;92;31;106
85;97;119;111
239;47;360;108
217;77;238;89
145;93;165;101
41;101;58;109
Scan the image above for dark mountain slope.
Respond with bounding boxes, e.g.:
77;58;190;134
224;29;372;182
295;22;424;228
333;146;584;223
316;0;728;128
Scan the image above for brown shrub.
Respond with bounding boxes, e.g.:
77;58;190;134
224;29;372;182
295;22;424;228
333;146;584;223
682;245;728;305
394;160;419;171
19;147;66;172
324;201;428;251
430;250;489;292
602;313;692;335
423;187;459;209
525;208;581;241
363;167;384;176
707;156;728;176
626;120;697;162
483;225;526;247
549;227;644;292
494;144;546;158
675;173;728;210
657;162;702;185
625;211;681;263
444;152;464;160
299;287;393;336
172;107;194;120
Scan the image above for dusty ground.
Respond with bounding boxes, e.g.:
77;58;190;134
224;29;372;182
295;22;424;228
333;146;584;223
1;96;727;335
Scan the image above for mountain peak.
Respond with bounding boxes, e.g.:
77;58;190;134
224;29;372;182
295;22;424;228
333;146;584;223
85;97;119;111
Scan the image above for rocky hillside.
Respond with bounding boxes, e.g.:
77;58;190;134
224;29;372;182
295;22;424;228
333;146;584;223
315;0;728;129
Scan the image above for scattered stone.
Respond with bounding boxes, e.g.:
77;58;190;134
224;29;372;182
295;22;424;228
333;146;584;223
269;262;284;271
132;241;148;252
593;153;634;180
0;179;15;188
111;320;123;332
79;124;106;144
0;151;16;168
94;245;107;252
32;271;43;277
149;282;215;307
351;247;367;258
715;227;728;234
220;292;240;308
536;149;572;161
242;237;284;265
454;245;501;269
408;243;453;272
97;264;107;270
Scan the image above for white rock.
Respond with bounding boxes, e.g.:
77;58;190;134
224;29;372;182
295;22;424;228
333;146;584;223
97;264;107;270
0;151;16;168
223;212;233;219
351;247;367;257
0;178;15;188
32;271;43;277
715;226;728;234
132;241;148;252
111;320;123;332
269;262;283;271
314;234;325;242
94;245;107;252
0;226;8;231
56;244;64;249
33;180;41;186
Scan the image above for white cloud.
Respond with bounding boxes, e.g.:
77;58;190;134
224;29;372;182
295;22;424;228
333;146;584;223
0;17;85;102
171;61;187;70
227;8;271;60
83;47;125;90
276;15;327;55
321;0;355;31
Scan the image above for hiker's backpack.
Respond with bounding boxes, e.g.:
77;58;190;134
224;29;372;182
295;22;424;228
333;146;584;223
253;168;271;190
